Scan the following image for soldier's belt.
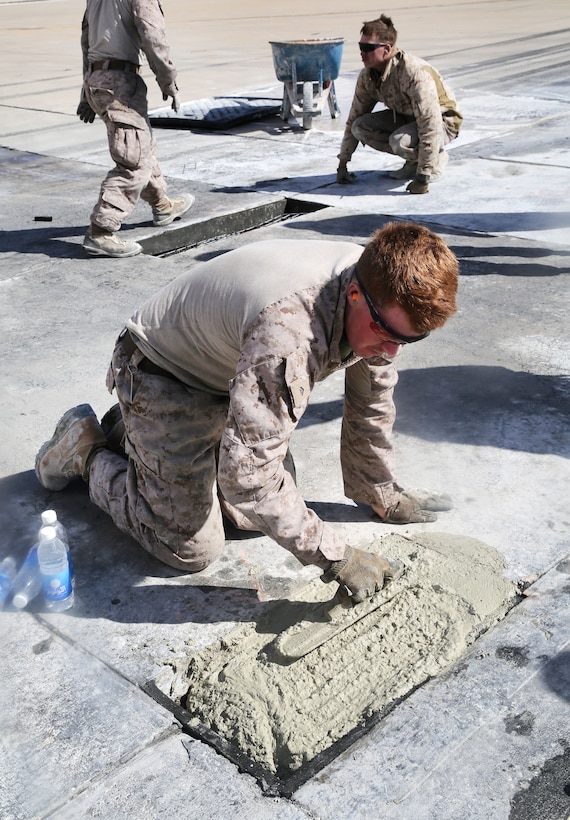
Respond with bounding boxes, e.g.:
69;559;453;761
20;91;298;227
90;60;140;74
119;329;179;382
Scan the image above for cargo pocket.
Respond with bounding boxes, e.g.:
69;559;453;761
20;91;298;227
284;349;312;422
106;107;151;170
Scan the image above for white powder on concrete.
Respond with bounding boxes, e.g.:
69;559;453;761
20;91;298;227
179;533;518;775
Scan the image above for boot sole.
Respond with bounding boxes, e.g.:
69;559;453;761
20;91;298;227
35;404;97;490
83;244;142;258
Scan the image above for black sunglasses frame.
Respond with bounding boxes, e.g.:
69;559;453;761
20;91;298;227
358;42;389;53
354;270;430;345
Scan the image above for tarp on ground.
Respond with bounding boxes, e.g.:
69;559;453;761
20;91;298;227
149;96;281;130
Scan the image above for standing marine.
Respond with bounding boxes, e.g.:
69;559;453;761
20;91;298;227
77;0;194;257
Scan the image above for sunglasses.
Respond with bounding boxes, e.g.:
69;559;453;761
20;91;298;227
354;270;430;345
359;42;389;53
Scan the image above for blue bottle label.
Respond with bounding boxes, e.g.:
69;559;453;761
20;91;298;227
22;545;39;570
68;551;75;587
42;569;72;602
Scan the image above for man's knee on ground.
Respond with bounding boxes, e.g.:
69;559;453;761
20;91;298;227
140;522;225;573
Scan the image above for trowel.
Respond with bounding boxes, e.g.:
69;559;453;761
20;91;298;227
268;558;404;663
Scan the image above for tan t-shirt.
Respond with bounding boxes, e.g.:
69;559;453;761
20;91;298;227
128;239;364;393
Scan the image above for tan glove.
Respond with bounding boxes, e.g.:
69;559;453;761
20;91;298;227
322;546;397;604
373;488;453;524
407;173;429;194
336;161;356;185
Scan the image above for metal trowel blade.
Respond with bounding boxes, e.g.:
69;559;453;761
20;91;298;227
269;558;404;662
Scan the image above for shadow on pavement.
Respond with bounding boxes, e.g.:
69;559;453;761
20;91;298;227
396;366;570;457
542;650;570;704
299;365;569;458
0;221;151;258
0;471;314;624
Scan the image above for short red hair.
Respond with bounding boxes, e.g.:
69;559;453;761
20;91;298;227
356;221;458;332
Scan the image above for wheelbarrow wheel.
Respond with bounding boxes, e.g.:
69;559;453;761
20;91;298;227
302;81;313;130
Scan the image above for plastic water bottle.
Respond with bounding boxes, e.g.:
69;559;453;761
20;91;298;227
40;510;74;589
11;545;42;610
0;556;17;610
37;526;74;611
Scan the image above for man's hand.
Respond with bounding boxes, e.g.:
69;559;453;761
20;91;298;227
163;91;181;113
372;489;453;524
336;160;355;185
76;100;96;124
407;173;429;194
322;546;397;604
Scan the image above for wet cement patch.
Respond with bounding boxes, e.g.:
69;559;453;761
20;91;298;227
168;533;519;783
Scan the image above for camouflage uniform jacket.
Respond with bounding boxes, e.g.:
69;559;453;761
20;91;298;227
81;0;177;98
127;239;400;564
339;49;463;175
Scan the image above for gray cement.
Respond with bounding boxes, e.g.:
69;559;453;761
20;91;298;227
180;534;517;777
1;3;570;818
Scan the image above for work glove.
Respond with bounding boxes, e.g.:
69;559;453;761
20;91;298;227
373;488;453;524
336;161;355;185
406;173;429;194
76;100;96;124
163;90;181;113
321;545;397;604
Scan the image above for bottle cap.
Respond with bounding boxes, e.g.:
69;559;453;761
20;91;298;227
12;592;29;609
39;526;57;541
41;509;57;526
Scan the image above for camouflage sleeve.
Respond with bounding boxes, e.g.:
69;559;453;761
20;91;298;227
131;0;177;96
341;358;402;509
80;11;89;81
217;353;346;567
338;71;377;163
406;66;445;176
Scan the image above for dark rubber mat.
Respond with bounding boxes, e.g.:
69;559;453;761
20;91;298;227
149;96;281;130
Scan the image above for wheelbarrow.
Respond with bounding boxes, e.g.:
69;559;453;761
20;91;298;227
269;38;344;130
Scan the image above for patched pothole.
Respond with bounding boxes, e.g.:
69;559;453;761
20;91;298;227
144;532;522;796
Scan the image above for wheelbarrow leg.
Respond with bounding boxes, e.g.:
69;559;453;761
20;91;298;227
302;81;314;130
281;84;292;121
327;81;341;119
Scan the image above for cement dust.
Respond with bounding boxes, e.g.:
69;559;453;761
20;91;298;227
177;533;518;776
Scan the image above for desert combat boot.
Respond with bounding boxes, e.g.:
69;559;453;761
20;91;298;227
35;404;108;491
83;226;143;258
152;193;195;227
390;150;448;182
429;149;449;182
100;402;126;458
389;160;418;180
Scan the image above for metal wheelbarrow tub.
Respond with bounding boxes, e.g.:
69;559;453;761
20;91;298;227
269;38;345;129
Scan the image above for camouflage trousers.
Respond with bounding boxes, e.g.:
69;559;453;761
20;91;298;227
89;339;230;571
351;109;453;162
84;70;168;232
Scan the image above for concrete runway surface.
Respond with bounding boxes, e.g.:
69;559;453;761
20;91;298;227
1;1;570;818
